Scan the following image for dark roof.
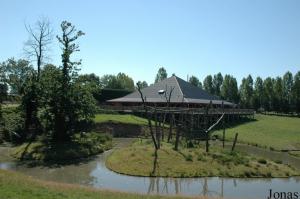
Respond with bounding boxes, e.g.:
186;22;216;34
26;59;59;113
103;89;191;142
107;76;234;106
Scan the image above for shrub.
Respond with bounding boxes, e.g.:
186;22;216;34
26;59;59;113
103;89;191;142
185;154;193;162
275;160;282;164
258;159;267;164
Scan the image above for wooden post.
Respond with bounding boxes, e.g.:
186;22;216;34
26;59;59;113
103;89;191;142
222;127;225;148
167;114;174;142
231;133;238;152
222;101;225;148
174;124;180;151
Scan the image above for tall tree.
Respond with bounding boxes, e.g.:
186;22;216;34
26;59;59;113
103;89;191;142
24;18;53;77
52;20;95;142
292;71;300;113
116;73;135;91
221;75;239;104
203;75;214;95
273;77;284;112
239;75;253;108
212;73;223;96
282;71;293;113
155;67;167;83
263;77;275;111
189;75;202;88
253;77;264;110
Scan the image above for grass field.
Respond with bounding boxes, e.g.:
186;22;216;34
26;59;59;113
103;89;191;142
0;169;209;199
215;114;300;150
94;114;149;125
106;140;298;178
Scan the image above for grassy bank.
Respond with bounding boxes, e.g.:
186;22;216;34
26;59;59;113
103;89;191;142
215;114;300;151
94;114;149;125
12;132;112;163
106;140;299;178
0;169;209;199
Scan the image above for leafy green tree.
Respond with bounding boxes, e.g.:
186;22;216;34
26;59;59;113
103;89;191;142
21;71;40;136
263;77;275;111
203;75;214;95
4;58;34;95
155;67;167;83
0;62;8;103
116;73;135;91
253;77;264;110
239;75;253;108
273;77;284;112
221;75;239;104
100;73;135;91
282;71;293;112
292;71;300;113
48;21;96;142
189;75;202;88
136;81;148;89
212;73;223;96
76;73;101;100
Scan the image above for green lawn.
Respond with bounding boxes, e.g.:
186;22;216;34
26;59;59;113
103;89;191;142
0;169;206;199
106;140;298;178
94;114;149;125
215;114;300;150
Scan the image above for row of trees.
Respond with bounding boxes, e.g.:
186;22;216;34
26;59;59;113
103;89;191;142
154;67;300;113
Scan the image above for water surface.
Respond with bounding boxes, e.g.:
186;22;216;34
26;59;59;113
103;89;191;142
1;139;300;199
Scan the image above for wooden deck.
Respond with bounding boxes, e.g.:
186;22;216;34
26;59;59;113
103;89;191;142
101;105;255;116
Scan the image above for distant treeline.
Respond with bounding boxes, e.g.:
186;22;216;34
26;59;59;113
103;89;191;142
154;67;300;114
1;63;300;113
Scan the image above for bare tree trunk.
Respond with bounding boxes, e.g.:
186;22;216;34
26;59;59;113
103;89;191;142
167;114;174;142
174;124;180;151
137;84;158;150
231;133;239;152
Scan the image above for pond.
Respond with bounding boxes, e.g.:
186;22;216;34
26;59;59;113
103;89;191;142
0;139;300;199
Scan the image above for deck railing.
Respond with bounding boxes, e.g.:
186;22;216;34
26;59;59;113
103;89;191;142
100;105;255;115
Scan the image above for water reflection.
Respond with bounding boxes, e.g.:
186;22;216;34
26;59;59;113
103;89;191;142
1;143;300;199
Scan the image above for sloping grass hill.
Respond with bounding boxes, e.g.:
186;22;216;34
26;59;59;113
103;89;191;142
215;114;300;150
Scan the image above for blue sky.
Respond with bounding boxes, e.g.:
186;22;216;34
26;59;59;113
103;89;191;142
1;0;300;84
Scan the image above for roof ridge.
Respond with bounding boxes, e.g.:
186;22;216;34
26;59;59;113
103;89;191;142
173;76;185;100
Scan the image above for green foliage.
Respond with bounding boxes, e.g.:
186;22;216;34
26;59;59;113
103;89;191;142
203;75;214;95
212;72;223;96
76;73;102;100
293;71;300;113
221;75;239;103
2;58;34;95
13;132;112;162
100;73;135;91
155;67;167;83
239;75;253;108
282;71;293;112
253;76;264;110
0;107;25;142
136;80;148;89
188;75;202;88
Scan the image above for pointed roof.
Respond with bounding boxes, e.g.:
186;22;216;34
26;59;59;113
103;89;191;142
107;76;234;106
